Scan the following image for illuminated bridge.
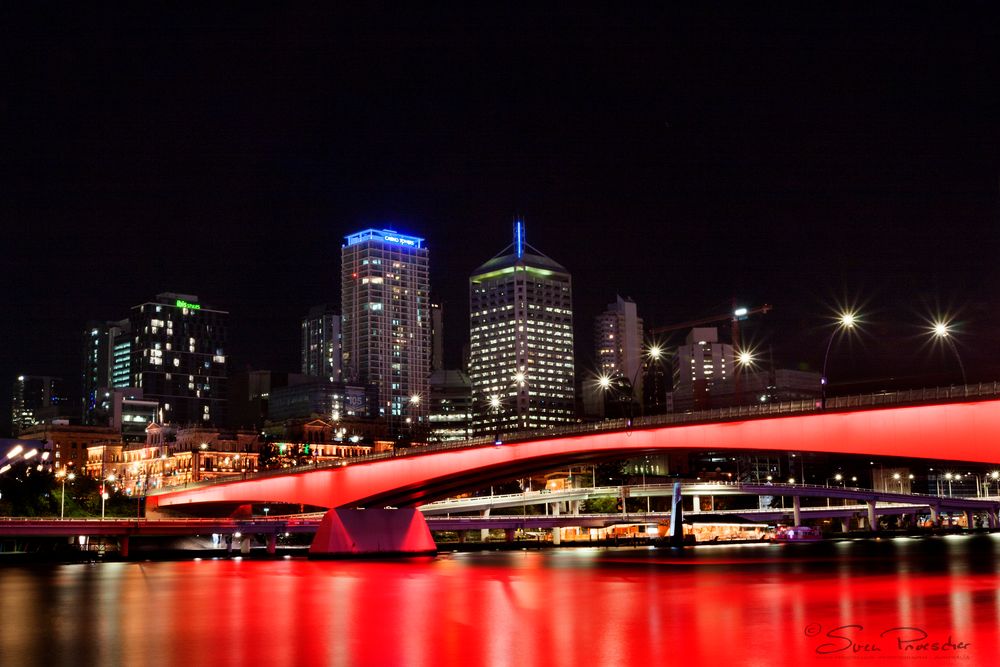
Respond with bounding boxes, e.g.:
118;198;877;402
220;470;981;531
140;385;1000;554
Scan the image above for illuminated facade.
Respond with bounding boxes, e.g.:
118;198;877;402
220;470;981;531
10;375;68;435
130;293;228;427
428;369;473;441
341;229;430;422
469;219;575;433
301;304;342;381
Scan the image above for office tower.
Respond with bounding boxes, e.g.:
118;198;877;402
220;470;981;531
82;319;131;425
301;304;342;381
586;296;644;419
341;228;430;423
469;219;575;433
10;375;67;435
130;292;228;426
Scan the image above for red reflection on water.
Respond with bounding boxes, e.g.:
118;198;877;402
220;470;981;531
2;539;1000;666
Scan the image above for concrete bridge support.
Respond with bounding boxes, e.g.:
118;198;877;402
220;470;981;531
240;535;251;554
308;508;437;558
792;496;802;527
691;495;700;513
930;506;940;526
867;501;878;532
988;511;998;529
552;527;561;545
120;536;129;559
965;510;975;530
266;534;277;555
481;508;491;542
839;518;850;533
505;528;516;542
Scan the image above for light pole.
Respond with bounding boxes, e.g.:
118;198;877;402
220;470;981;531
101;474;115;519
945;472;954;497
893;472;902;493
821;311;858;409
57;471;75;518
489;395;502;444
930;319;967;386
991;471;1000;497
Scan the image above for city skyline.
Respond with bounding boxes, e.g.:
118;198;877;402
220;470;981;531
4;6;1000;431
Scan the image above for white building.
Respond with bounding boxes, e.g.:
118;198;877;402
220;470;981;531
469;219;575;433
672;327;733;410
301;304;342;382
341;228;430;422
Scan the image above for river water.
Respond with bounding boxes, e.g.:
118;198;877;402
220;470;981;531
2;535;999;666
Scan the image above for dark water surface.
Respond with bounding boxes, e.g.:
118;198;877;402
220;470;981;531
2;536;999;667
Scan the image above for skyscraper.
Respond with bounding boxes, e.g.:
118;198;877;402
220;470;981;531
82;318;131;425
341;228;430;422
11;375;67;435
672;327;733;411
585;295;644;419
469;219;575;433
301;304;342;381
129;292;228;426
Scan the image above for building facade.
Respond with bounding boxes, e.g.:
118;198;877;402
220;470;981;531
301;304;342;381
82;319;132;425
671;327;734;411
341;229;430;423
469;220;575;433
427;369;473;442
585;296;645;419
129;293;229;427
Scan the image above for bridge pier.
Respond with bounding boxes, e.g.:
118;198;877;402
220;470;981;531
988;510;998;530
240;535;251;554
120;536;129;559
504;528;516;542
225;534;234;555
309;508;436;558
691;495;700;513
839;518;850;533
867;500;878;532
930;505;940;526
552;527;561;545
792;496;801;527
266;534;277;555
965;510;975;530
481;508;491;542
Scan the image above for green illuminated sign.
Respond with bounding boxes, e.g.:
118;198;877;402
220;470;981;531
175;299;201;310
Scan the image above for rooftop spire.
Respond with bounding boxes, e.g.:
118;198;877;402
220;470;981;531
513;215;525;259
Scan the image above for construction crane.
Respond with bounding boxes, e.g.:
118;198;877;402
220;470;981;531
650;301;772;354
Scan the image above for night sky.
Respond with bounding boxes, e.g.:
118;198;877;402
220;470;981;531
3;5;1000;434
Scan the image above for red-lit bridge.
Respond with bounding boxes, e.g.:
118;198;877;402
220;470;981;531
147;387;1000;516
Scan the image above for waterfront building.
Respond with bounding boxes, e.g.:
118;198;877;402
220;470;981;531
267;377;379;423
301;304;342;381
341;228;430;424
16;422;119;472
469;219;575;433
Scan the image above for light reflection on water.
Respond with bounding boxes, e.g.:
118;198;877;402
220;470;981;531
2;535;999;667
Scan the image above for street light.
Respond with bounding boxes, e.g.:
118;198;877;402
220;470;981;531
893;472;902;493
57;470;76;519
991;471;1000;497
101;474;116;519
929;318;967;385
945;472;954;497
821;310;858;409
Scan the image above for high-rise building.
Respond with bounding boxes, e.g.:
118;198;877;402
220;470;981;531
129;293;228;426
82;319;131;425
585;296;644;419
341;228;430;423
301;304;342;381
430;302;445;372
672;327;733;411
11;375;67;435
469;219;575;433
427;369;473;442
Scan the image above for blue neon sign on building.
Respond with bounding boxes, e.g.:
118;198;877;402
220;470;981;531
344;228;425;249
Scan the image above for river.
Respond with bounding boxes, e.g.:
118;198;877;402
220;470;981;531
2;535;998;666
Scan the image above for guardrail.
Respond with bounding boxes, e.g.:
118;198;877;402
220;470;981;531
148;381;1000;495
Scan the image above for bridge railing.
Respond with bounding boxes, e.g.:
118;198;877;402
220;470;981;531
149;381;1000;494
